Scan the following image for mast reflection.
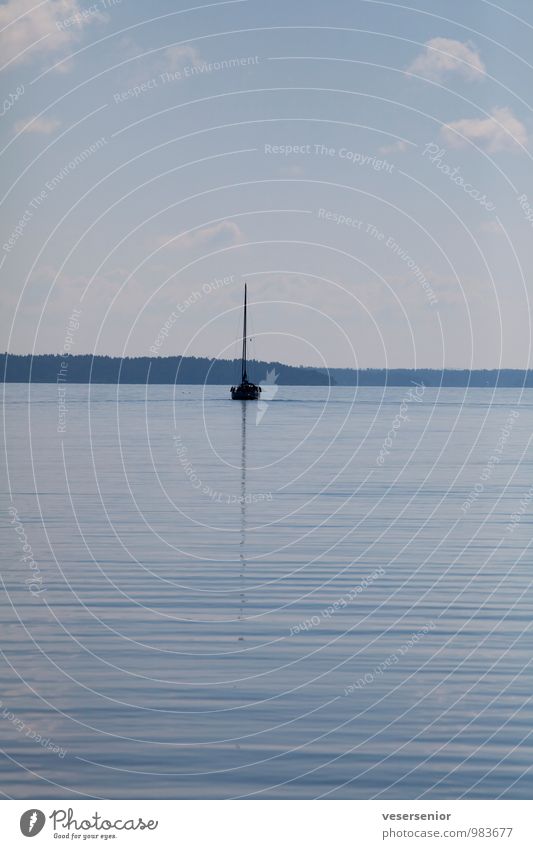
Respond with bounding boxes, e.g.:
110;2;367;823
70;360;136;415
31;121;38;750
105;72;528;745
238;400;247;640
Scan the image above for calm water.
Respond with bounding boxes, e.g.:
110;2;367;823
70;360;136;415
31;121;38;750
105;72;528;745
1;383;532;799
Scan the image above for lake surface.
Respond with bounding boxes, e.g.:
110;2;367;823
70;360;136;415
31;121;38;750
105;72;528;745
1;383;532;799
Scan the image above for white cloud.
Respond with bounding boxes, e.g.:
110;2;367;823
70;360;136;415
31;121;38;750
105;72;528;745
111;40;204;90
479;220;502;235
165;44;201;71
279;164;305;176
0;0;106;68
14;115;61;135
378;140;408;155
157;221;244;253
407;38;485;81
441;107;528;152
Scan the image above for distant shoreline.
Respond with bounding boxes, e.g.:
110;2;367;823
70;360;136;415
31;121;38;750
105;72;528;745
2;354;533;387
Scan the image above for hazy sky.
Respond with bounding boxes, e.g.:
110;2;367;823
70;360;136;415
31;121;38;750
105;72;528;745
2;0;533;368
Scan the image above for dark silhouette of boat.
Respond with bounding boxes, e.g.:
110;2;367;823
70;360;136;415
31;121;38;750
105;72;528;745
230;284;261;401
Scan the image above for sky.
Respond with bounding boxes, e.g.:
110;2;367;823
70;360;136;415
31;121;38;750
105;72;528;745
2;0;533;369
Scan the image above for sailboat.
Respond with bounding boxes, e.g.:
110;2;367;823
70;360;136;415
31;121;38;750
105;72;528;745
230;284;261;400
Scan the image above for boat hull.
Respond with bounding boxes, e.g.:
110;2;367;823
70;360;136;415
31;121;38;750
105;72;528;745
231;383;261;400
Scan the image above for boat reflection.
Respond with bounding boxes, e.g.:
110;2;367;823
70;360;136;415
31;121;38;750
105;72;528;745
238;400;247;641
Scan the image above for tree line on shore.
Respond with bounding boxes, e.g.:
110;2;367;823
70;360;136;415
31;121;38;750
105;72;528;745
2;353;532;387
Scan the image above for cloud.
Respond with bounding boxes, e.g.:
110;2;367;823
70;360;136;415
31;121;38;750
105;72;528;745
407;38;485;81
278;164;305;176
164;44;201;71
378;140;408;155
111;40;204;90
157;221;244;253
0;0;106;68
14;115;61;135
479;220;502;235
441;107;528;152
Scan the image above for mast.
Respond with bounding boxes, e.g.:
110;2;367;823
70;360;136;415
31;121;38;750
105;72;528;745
241;283;248;383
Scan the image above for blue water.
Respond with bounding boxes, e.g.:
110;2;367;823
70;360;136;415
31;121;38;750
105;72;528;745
1;384;532;798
